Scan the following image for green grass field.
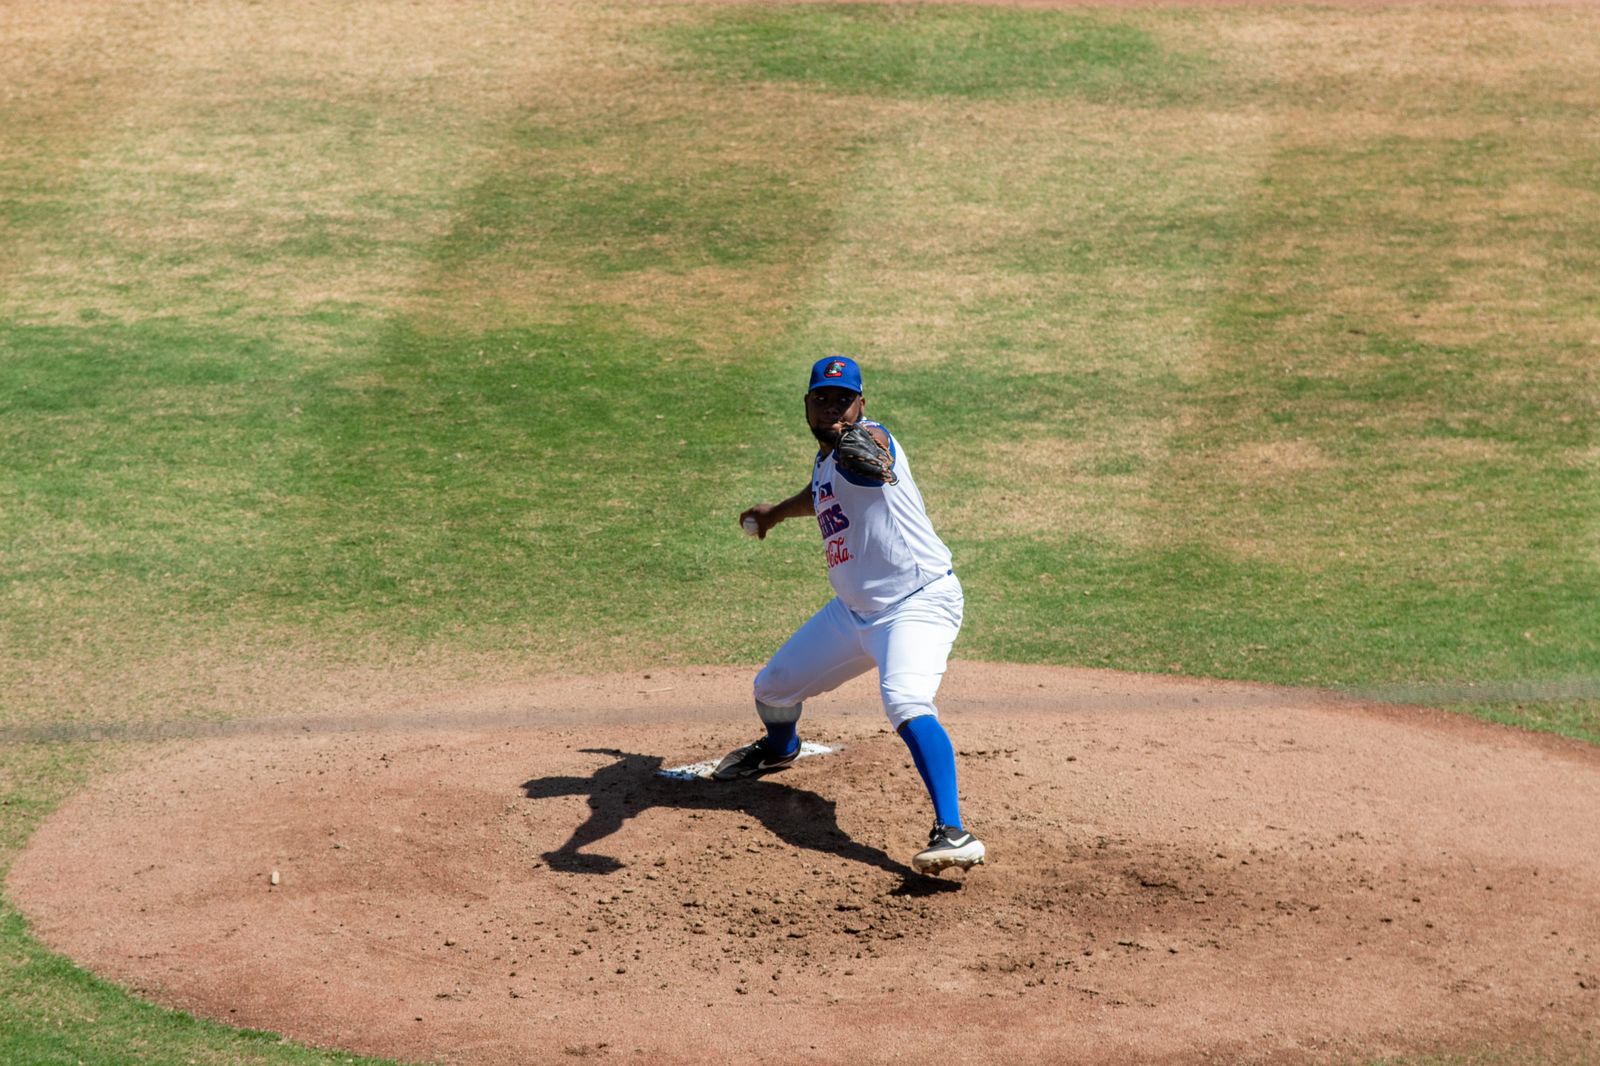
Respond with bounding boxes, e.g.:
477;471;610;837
2;1;1597;1062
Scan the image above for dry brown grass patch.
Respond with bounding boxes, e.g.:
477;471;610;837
1217;8;1600;92
793;99;1272;376
937;432;1172;543
1;0;614;333
1226;438;1332;476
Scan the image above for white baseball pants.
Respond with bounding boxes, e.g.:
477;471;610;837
753;573;963;730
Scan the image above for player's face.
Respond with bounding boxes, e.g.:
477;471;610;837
805;387;865;443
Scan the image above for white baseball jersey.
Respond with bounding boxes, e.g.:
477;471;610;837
810;420;953;616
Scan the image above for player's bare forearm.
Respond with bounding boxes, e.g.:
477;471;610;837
739;485;812;540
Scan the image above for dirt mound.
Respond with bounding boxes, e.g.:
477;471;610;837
9;664;1599;1064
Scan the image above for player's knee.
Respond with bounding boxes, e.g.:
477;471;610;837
753;665;801;710
883;699;937;731
880;675;936;721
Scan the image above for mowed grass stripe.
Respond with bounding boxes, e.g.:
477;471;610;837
1144;13;1600;722
660;3;1213;103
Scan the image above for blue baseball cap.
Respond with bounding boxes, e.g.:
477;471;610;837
808;356;863;394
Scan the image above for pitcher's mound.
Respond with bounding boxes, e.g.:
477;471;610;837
9;664;1599;1064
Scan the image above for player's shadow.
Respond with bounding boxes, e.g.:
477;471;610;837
522;748;957;892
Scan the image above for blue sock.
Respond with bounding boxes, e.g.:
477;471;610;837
763;720;798;756
897;715;962;829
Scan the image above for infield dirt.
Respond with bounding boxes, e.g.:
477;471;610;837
10;663;1599;1064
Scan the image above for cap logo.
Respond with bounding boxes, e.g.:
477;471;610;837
809;355;862;394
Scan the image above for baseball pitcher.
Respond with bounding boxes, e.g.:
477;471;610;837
719;356;985;875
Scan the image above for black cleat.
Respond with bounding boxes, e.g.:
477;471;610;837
711;739;800;781
912;823;986;874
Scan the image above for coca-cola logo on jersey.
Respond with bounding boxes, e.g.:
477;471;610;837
825;537;851;568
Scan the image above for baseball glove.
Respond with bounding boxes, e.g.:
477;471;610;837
833;422;897;485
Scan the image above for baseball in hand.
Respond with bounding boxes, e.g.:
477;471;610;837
742;516;760;537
